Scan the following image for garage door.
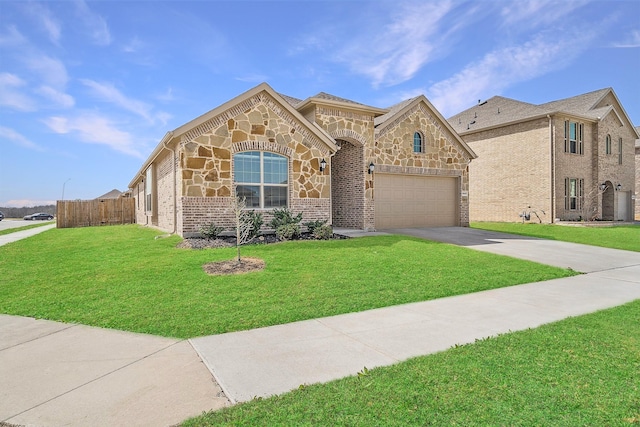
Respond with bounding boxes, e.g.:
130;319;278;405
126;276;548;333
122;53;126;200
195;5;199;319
375;174;458;229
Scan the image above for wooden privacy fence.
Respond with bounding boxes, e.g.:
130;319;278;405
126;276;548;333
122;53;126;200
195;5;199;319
57;198;136;228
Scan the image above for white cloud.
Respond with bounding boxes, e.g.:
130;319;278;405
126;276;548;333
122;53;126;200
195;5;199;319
427;29;600;117
0;126;44;151
75;0;112;46
235;74;269;84
122;36;144;53
334;1;456;88
36;86;75;108
24;54;69;88
80;79;153;121
612;29;640;48
80;79;172;125
4;199;56;208
26;2;62;45
0;25;27;47
0;73;36;111
44;114;144;158
500;0;588;29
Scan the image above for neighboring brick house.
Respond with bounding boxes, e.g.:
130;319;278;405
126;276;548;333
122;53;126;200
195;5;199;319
129;83;476;236
636;126;640;220
448;88;638;223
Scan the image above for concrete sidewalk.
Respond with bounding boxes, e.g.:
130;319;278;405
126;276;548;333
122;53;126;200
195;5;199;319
0;316;228;427
0;223;56;246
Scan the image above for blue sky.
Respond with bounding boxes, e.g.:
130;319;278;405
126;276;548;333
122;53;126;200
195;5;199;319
1;0;638;207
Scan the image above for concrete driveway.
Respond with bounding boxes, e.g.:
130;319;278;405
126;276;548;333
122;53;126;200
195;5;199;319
385;226;640;273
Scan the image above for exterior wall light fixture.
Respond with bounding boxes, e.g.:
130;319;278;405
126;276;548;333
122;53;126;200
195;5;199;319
615;183;622;191
599;183;607;191
368;162;375;174
320;158;327;173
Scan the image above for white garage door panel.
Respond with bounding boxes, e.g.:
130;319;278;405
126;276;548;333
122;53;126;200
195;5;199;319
375;174;458;229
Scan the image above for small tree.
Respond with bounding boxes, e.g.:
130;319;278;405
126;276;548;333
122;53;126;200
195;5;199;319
580;184;605;221
233;196;253;263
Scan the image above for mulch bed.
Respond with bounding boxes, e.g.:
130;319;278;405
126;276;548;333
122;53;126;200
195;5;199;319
176;232;348;250
202;257;266;275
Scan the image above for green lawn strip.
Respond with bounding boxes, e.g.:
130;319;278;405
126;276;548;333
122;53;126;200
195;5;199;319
0;221;54;236
472;222;640;252
0;225;576;338
184;300;640;426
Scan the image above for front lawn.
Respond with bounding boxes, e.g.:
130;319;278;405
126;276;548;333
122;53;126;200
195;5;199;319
472;222;640;252
0;225;576;338
184;300;640;426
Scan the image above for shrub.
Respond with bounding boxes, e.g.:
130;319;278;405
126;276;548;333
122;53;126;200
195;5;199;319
303;219;328;234
200;222;225;240
312;224;333;240
246;210;263;240
269;208;302;230
276;224;300;241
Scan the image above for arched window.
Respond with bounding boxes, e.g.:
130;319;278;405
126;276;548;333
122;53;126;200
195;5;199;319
413;132;423;153
234;151;288;208
605;134;612;155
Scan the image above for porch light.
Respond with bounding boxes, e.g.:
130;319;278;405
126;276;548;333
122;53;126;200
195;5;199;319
368;162;375;174
615;183;622;191
320;158;327;173
599;183;607;191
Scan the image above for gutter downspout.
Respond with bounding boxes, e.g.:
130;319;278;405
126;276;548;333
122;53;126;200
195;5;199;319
548;115;555;223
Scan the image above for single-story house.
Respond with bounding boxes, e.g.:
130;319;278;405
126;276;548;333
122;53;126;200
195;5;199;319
447;88;639;223
129;83;476;237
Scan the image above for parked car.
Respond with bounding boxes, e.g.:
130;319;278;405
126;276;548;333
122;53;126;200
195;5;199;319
23;213;54;221
0;211;4;221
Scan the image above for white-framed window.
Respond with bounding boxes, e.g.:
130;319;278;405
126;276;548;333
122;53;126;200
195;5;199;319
564;120;583;155
413;132;423;153
565;177;583;211
144;166;153;213
234;151;288;208
605;134;612;155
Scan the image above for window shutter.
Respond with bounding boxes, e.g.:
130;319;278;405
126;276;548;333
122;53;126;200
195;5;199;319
579;123;584;155
578;179;584;211
564;177;570;210
564;121;569;152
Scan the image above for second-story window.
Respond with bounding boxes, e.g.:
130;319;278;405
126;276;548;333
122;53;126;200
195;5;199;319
605;134;612;155
564;120;583;155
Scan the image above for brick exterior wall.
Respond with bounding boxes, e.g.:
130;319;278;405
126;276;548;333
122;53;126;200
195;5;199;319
461;110;636;223
331;140;365;228
463;118;551;223
156;150;176;232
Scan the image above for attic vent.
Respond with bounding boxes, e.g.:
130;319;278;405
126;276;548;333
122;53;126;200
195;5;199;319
479;101;488;106
474;112;477;118
497;108;500;114
469;120;476;125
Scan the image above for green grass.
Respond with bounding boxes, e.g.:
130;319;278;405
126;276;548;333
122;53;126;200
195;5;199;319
0;225;576;338
0;221;54;236
184;300;640;426
472;222;640;252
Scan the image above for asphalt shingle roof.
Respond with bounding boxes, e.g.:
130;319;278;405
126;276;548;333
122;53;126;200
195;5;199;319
374;97;419;127
448;88;614;134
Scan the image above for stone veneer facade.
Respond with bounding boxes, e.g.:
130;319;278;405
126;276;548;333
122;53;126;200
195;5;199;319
130;84;475;236
176;93;332;235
